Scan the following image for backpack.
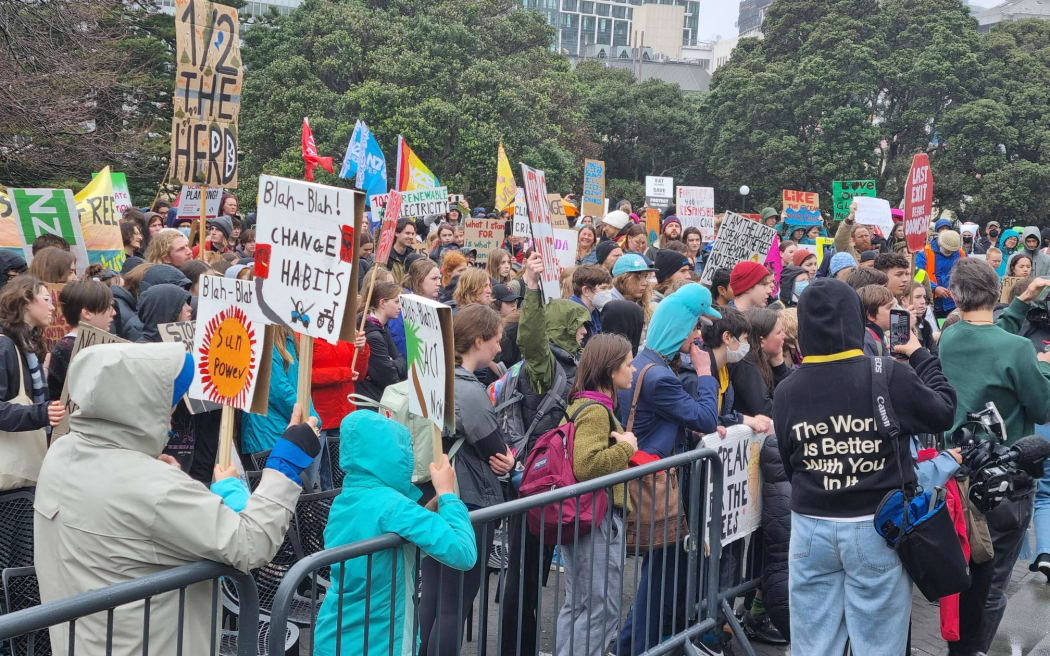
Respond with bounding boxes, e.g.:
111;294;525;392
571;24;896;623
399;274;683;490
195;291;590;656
490;360;569;459
517;401;611;545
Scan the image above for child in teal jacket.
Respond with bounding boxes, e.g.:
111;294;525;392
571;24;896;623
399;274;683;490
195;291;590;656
313;411;476;656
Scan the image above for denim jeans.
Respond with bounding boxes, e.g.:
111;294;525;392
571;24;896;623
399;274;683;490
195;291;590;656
300;432;333;492
1032;428;1050;558
788;512;911;656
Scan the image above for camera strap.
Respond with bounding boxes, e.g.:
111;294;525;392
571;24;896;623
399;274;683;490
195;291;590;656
870;357;915;501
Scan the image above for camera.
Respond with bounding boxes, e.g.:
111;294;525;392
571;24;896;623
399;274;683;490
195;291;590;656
951;402;1050;513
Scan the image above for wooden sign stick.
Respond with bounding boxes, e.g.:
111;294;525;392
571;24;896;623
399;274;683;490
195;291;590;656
296;332;315;415
348;275;375;372
410;362;443;463
197;184;208;260
218;404;235;469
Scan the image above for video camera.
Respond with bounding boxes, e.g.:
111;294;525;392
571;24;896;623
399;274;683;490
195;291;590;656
951;402;1050;513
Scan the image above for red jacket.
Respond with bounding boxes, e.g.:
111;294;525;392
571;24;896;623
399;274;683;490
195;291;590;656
311;339;370;430
918;448;969;642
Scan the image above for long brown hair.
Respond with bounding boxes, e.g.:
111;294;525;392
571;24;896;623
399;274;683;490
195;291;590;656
486;249;511;283
27;247;75;284
453;303;501;366
570;333;631;399
743;307;780;393
406;258;438;296
0;275;47;360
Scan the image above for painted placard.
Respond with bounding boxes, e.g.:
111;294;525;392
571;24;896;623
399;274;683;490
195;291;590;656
553;228;578;270
8;188;89;275
53;324;127;438
676;186;715;240
782;190;821;227
254;175;362;343
399;186;448;219
171;0;242;187
520;163;560;300
645;176;674;210
158;321;222;414
512;187;530;238
703;425;764;545
43;284;72;353
374;190;402;266
582;159;605;218
815;236;835;266
176;185;223;222
464;217;503;263
189;275;270;412
904;154;933;253
400;294;454;433
547;194;571;230
700;211;778;285
74;167;125;272
832;180;876;221
645;208;661;239
0;192;25;253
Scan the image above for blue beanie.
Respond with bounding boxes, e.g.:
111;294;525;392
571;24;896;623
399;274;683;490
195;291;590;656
171;352;194;407
829;252;857;277
644;283;721;360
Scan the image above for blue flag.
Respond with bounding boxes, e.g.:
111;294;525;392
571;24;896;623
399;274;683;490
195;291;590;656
339;120;387;207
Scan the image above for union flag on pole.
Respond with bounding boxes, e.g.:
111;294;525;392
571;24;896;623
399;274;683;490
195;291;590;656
395;136;439;191
301;117;334;182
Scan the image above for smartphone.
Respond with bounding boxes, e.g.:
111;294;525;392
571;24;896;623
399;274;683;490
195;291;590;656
889;308;910;349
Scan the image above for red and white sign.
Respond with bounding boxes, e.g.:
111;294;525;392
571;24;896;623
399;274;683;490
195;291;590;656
904;154;933;253
520;163;560;301
374;190;402;265
676;186;715;240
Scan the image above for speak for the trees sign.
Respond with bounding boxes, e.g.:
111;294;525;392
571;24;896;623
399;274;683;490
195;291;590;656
904;154;933;253
171;0;242;187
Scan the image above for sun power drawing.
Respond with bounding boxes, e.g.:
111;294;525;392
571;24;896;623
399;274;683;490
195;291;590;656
197;306;257;407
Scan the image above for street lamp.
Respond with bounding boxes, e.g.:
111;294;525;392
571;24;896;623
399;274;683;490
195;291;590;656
739;185;751;213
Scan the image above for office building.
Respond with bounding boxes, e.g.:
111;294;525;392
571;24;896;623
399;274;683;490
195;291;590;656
737;0;773;36
520;1;701;57
975;0;1050;32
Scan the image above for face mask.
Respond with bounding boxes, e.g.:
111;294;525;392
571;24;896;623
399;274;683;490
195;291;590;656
963;235;973;243
793;280;809;298
178;227;191;238
726;339;750;363
593;289;617;308
990;229;1000;239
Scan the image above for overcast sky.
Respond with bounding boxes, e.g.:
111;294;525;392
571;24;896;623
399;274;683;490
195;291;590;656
696;0;1003;41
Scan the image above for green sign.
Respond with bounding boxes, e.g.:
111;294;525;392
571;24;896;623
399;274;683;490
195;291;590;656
832;180;877;221
9;188;89;273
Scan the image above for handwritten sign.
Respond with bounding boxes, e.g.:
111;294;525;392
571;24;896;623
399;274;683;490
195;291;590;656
400;294;454;433
676;186;715;240
0;192;25;253
520;163;560;300
171;0;242;187
645;176;673;210
548;194;571;230
374;190;402;266
74;167;124;272
703;426;764;545
904;154;933;253
582;159;605;218
254;175;362;343
512;187;530;238
553;228;578;270
9;188;89;275
399;186;448;219
43;284;72;353
158;321;218;414
464;217;503;263
700;211;778;285
190;275;269;411
1001;276;1023;304
782;190;821;227
832;180;876;221
176;185;222;222
53;325;127;438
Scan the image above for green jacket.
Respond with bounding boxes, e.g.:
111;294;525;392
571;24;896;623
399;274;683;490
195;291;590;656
566;397;634;510
517;289;590;395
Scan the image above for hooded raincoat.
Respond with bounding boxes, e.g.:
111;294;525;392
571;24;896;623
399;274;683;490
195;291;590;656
34;343;303;656
997;229;1022;277
137;283;191;342
314;411;476;656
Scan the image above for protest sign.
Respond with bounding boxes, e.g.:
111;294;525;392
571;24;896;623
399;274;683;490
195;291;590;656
676;186;715;240
904;154;933;253
854;196;893;237
765;234;782;297
374;190;402;266
553;228;578;270
1001;276;1022;304
176;185;222;222
74;167;125;272
645;176;674;210
700;211;778;285
815;236;835;265
703;425;764;545
400;186;448;218
43;284;72;353
512;188;530;238
547;194;571;230
582;159;605;217
400;294;455;432
520;164;561;300
8;188;89;275
52;324;128;439
171;0;242;187
109;172;132;219
0;192;24;254
645;208;661;240
254;175;363;343
159;321;220;414
782;190;821;227
464;217;503;263
832;179;877;221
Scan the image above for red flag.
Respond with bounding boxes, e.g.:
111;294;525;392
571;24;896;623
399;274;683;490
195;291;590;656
301;117;334;182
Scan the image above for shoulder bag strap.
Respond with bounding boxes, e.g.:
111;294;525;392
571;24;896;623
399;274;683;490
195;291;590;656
870;356;911;500
626;363;657;433
0;335;28;400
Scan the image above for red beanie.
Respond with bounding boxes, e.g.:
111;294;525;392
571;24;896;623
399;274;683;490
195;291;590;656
730;261;770;296
792;249;816;267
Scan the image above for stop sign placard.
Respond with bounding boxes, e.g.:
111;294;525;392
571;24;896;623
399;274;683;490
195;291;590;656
904;153;933;253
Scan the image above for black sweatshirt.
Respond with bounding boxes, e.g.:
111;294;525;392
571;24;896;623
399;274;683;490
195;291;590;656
773;279;957;518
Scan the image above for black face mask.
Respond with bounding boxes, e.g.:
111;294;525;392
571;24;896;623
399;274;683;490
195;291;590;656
964;235;973;243
989;229;1000;239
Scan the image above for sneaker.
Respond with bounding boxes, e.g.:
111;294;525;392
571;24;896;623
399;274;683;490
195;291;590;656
1031;553;1050;583
741;611;788;645
690;628;735;656
487;541;508;570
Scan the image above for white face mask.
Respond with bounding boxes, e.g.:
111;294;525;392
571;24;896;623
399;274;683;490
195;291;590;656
593;289;617;308
726;339;750;363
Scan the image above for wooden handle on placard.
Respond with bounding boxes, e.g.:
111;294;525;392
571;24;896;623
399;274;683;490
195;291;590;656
431;424;443;467
297;333;315;409
348;274;376;372
218;404;235;469
198;184;208;260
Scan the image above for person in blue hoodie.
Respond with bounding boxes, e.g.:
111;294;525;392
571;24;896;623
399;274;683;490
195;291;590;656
613;283;721;655
996;228;1022;277
313;411;476;656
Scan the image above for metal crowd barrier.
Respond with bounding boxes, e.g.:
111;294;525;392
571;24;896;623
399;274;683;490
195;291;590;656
269;447;724;656
0;561;259;656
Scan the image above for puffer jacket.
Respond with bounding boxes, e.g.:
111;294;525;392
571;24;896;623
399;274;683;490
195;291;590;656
313;411;475;656
34;343;302;656
760;433;791;641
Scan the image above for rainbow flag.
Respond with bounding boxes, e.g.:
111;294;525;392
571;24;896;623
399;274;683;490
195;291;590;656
395;136;439;191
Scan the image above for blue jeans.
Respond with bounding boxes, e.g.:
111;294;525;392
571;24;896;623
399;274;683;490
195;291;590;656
301;432;333;491
788;512;911;656
1033;427;1050;558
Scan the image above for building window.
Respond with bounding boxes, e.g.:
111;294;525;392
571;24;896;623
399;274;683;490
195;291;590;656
581;1;594;13
596;2;610;16
563;0;578;10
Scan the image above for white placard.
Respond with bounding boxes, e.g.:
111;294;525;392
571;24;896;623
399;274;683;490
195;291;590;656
700;212;778;285
646;176;674;199
553;228;578;270
520;164;561;301
854;196;893;238
676;186;716;240
177;185;223;221
512;187;530;237
703;425;765;546
400;294;455;432
400;186;449;219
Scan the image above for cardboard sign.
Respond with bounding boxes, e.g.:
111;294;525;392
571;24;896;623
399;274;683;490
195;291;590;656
52;324;128;438
159;321;221;414
374;190;402;266
512;187;530;238
399;186;448;218
400;294;454;433
547;194;571;230
854;196;893;237
176;185;222;222
582;159;605;217
0;192;25;252
904;154;933;253
782;190;821;227
1001;276;1022;304
676;186;715;240
464;217;503;263
189;275;270;412
832;180;877;221
520;164;561;300
43;284;72;353
645;176;674;210
553;228;578;270
8;188;89;275
700;211;778;285
645;208;661;238
171;0;242;187
254;175;363;343
703;426;764;546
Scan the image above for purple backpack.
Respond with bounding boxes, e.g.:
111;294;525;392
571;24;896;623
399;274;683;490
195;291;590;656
517;401;612;545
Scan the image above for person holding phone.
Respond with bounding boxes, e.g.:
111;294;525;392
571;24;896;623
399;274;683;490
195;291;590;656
859;284;896;356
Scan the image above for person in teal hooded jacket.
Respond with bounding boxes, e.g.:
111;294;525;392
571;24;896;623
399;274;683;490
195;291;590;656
997;228;1022;277
313;411;476;656
241;328;320;456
